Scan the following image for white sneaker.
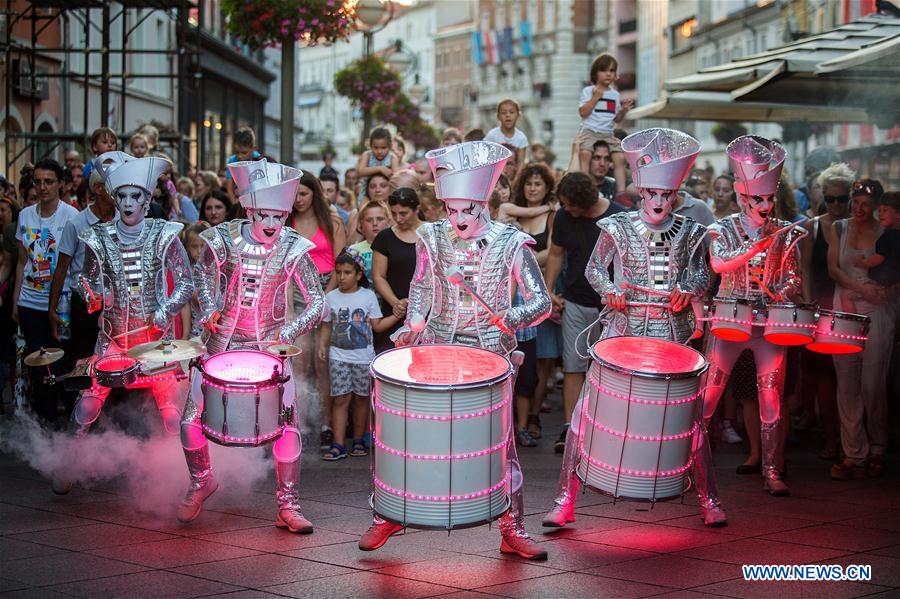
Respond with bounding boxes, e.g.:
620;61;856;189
721;420;742;444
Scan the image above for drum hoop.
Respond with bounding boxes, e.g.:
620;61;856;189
369;344;513;390
767;302;816;310
588;346;710;381
95;355;139;373
200;349;284;388
816;310;870;323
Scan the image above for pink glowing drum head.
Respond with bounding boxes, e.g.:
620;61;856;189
371;345;511;387
203;349;283;385
590;336;706;379
94;354;140;388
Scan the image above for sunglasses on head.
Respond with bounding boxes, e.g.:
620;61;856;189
824;194;850;204
852;182;875;195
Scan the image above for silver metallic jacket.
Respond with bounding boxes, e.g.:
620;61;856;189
587;212;709;344
79;219;193;353
406;220;551;356
713;214;802;303
195;220;325;355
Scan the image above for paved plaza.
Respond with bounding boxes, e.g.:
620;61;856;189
2;397;899;599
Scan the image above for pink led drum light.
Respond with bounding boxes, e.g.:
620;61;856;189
370;345;513;529
576;336;708;501
199;349;288;447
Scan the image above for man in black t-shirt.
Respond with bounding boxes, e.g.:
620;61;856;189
865;191;900;292
544;172;624;453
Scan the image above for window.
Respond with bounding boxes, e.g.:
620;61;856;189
671;18;697;53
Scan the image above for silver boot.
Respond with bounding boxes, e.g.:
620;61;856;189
761;421;789;496
542;425;579;528
499;486;548;560
693;425;727;527
275;459;313;533
177;445;218;523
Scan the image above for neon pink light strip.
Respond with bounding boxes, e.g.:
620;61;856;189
588;374;700;406
579;444;693;477
373;474;509;502
373;394;510;421
201;380;282;392
202;424;283;445
374;436;508;460
815;330;867;341
583;411;698;441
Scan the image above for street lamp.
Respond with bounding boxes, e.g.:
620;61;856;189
355;0;396;145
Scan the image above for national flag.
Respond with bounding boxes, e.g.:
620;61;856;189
471;31;484;65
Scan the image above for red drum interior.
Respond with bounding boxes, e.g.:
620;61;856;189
95;354;137;372
592;337;705;376
806;342;863;355
712;328;751;342
372;345;509;385
765;332;814;346
204;350;282;383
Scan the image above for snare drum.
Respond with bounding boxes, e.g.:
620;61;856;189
371;345;512;530
764;303;817;346
200;349;288;446
577;337;708;501
806;310;870;355
710;298;754;342
94;354;141;388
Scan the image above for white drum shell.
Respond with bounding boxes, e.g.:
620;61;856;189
201;350;285;446
763;303;816;345
372;353;512;529
808;310;869;354
577;349;704;501
710;298;754;341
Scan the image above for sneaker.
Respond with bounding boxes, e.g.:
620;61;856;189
359;520;403;551
554;425;569;454
319;428;334;451
720;420;742;444
542;502;575;528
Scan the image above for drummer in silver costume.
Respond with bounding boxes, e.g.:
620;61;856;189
543;129;723;527
68;152;193;441
700;135;802;501
176;159;326;533
358;141;552;560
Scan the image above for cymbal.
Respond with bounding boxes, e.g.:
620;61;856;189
127;339;206;362
265;343;302;357
25;347;65;367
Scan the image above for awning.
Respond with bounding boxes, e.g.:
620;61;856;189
662;14;900;127
629;90;871;124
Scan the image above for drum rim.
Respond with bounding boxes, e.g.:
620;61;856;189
711;297;752;305
767;302;817;311
589;337;709;380
575;475;691;503
95;354;139;372
370;344;513;390
815;309;871;323
200;349;285;387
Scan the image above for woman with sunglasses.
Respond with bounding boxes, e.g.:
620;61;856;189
825;174;893;481
796;163;853;462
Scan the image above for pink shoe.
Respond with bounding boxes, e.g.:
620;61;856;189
542;502;575;528
358;520;403;551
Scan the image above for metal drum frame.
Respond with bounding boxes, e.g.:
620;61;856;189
369;345;513;531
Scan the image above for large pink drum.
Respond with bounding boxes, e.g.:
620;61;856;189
577;337;708;501
371;345;512;529
200;349;289;446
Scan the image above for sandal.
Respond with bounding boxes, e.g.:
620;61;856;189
322;443;348;461
516;429;538;448
867;456;885;478
527;415;542;440
351;440;368;457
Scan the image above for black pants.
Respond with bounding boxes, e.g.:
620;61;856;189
17;305;76;425
69;293;101;360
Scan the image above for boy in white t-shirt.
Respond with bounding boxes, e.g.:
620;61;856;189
577;53;634;194
484;98;528;166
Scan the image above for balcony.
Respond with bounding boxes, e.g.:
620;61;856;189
619;19;637;35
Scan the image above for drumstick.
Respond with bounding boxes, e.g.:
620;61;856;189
444;267;500;318
113;325;153;341
749;273;778;301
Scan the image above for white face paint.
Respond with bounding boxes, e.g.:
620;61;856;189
638;187;677;226
114;184;151;227
738;193;774;227
445;199;490;240
246;208;288;246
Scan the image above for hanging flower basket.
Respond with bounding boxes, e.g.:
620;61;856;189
373;93;439;150
334;56;402;111
222;0;357;49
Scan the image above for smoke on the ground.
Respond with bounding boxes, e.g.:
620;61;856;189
0;404;271;519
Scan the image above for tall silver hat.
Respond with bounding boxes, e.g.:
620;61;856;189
96;151;171;195
228;158;301;213
425;141;512;202
622;128;700;191
727;136;785;196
